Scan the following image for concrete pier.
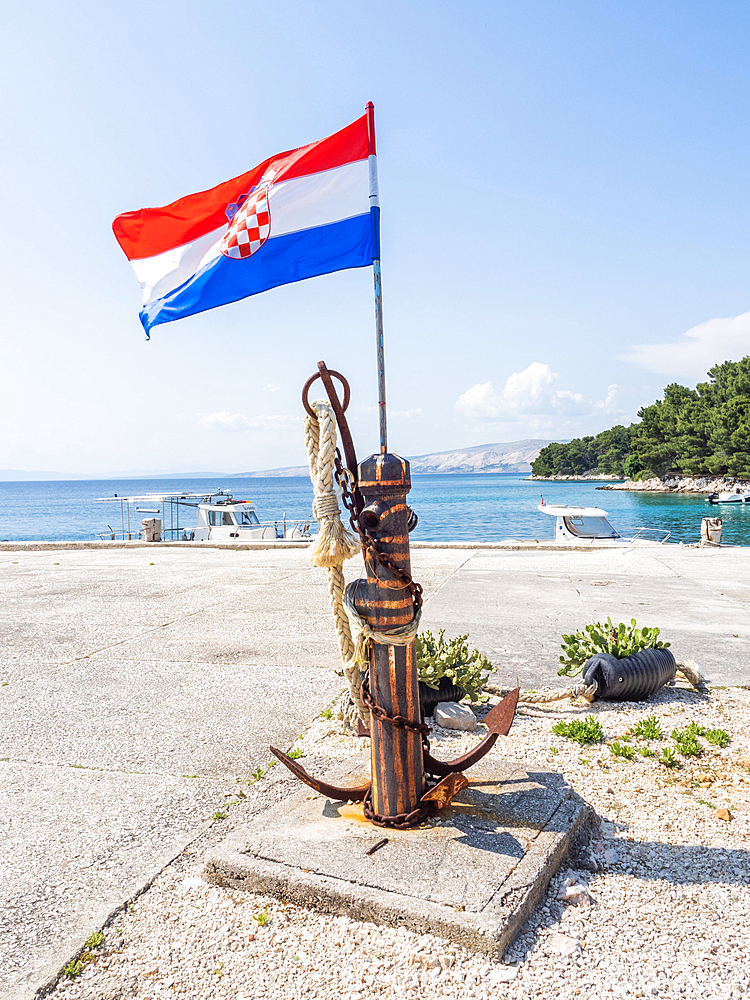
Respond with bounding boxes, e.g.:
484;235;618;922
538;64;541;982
2;543;749;998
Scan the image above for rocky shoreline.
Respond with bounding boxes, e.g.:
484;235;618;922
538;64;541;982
598;475;750;494
527;474;622;482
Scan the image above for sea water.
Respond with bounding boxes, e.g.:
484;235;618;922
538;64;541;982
0;474;746;546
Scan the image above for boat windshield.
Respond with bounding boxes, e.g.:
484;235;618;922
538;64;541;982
563;516;619;539
235;508;260;526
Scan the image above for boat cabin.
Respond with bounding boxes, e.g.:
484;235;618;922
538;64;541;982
538;504;621;542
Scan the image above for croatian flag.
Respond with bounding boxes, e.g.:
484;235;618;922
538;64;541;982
113;108;379;336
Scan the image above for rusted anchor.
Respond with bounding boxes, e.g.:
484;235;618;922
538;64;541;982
271;364;518;825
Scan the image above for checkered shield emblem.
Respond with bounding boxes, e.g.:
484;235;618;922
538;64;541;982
221;188;271;259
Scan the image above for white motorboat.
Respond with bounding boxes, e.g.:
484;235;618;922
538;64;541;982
707;488;750;505
94;490;314;542
537;503;671;545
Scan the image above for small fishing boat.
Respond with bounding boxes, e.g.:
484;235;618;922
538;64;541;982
706;488;750;505
93;490;313;542
537;503;671;545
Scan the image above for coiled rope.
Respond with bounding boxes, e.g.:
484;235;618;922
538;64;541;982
304;400;367;723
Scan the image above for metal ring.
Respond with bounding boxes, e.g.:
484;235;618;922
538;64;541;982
301;369;351;418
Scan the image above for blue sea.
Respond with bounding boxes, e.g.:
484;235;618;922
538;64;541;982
0;474;747;546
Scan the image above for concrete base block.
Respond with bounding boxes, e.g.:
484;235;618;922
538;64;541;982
205;755;595;956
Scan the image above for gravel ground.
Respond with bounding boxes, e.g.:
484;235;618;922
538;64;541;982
44;683;750;1000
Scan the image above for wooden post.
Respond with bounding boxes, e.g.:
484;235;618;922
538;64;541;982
355;451;424;821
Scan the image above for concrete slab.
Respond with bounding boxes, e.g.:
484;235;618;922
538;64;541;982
0;760;226;1000
205;754;594;956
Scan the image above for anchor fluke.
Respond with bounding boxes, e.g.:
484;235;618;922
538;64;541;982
269;746;371;802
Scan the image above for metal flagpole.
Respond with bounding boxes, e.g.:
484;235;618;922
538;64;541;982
366;102;387;454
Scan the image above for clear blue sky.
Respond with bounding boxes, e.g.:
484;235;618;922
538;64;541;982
2;1;749;474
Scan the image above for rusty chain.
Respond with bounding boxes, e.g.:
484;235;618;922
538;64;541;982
334;449;423;611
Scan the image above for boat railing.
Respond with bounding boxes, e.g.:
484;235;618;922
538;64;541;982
616;526;672;544
96;520;314;542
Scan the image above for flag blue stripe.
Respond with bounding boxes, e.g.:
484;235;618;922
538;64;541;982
140;213;374;335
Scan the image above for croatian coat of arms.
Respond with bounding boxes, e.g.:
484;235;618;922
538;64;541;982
221;179;272;259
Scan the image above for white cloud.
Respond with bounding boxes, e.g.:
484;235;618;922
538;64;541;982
263;383;281;392
199;411;299;432
455;363;622;426
391;408;424;420
621;309;750;378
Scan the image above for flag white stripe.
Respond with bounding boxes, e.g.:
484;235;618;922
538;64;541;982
131;159;370;307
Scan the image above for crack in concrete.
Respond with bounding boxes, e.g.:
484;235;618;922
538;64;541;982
421;551;479;606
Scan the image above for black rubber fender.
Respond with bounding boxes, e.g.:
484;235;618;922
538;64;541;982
581;647;677;701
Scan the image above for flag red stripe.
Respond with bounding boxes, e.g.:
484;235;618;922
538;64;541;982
113;114;368;261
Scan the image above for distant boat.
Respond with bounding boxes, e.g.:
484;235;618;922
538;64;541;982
537;504;671;545
707;489;750;505
93;490;313;541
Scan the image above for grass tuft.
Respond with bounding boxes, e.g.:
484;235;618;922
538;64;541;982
551;717;604;745
628;715;664;741
609;741;635;760
704;728;730;748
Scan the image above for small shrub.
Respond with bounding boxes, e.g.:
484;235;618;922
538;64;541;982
551;717;605;745
672;728;704;758
63;960;84;979
416;630;491;702
704;728;730;748
660;747;681;768
628;715;664;741
683;721;707;738
637;746;656;758
609;741;634;760
84;931;105;950
558;618;669;677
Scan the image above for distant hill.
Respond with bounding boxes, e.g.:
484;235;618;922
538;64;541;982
234;439;556;478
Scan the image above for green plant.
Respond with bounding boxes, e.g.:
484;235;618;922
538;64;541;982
212;811;227;821
704;728;730;748
85;931;105;950
63;960;84;979
558;618;670;677
416;630;491;702
320;707;333;720
628;715;664;740
253;909;270;926
660;747;681;768
672;728;704;758
697;798;716;808
683;721;707;737
550;746;559;755
287;749;303;760
251;767;263;781
551;717;605;745
637;746;656;758
609;741;635;760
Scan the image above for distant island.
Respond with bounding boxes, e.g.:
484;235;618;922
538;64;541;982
234;439;556;478
531;358;750;488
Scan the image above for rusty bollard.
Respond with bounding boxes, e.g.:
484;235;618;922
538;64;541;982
355;451;426;826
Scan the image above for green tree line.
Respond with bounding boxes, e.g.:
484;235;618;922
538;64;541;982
531;358;750;480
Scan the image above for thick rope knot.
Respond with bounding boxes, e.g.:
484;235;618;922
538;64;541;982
312;492;341;520
343;581;422;674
